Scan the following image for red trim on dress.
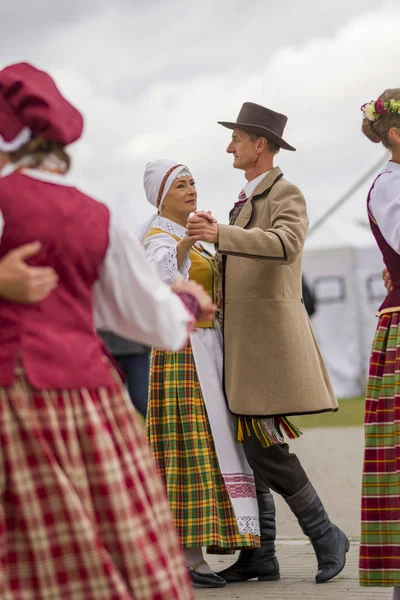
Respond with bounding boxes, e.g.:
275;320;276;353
157;164;184;208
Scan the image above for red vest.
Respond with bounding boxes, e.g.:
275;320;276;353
0;171;113;389
367;173;400;313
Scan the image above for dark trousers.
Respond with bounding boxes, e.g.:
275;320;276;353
114;353;150;418
242;436;308;498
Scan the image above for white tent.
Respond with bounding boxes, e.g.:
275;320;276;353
303;218;386;398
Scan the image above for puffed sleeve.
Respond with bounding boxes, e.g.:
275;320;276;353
144;231;191;285
370;171;400;254
93;211;194;351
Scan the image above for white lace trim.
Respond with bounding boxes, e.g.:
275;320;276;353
236;516;260;536
153;215;186;238
146;216;191;285
159;243;191;285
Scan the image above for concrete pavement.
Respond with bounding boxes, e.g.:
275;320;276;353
196;426;393;599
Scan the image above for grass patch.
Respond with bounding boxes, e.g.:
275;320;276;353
291;397;365;429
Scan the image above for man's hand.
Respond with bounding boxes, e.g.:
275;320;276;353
382;267;392;293
0;242;59;303
172;279;217;323
186;211;219;243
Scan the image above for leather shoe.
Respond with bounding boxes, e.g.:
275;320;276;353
188;560;227;588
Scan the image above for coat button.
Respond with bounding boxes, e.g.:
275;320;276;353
244;212;250;218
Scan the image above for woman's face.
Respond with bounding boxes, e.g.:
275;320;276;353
160;175;197;218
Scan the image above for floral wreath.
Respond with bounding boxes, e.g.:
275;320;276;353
361;98;400;123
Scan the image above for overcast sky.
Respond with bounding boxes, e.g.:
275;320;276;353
1;0;399;244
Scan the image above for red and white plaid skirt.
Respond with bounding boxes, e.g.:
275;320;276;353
0;369;193;600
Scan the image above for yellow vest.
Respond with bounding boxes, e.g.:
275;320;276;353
146;227;218;328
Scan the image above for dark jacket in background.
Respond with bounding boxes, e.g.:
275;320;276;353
302;275;317;318
98;330;150;418
98;331;150;356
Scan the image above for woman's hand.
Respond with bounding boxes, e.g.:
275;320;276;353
186;212;219;244
172;279;216;323
382;267;392;293
0;242;58;303
194;210;217;223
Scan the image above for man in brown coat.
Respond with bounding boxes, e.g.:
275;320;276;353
186;102;349;585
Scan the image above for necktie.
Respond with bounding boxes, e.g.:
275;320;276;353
229;190;248;225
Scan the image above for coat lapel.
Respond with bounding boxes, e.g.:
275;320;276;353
234;167;283;229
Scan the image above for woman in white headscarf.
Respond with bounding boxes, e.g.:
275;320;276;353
138;159;260;589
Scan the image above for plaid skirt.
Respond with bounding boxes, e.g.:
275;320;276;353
147;344;259;553
0;369;193;600
360;311;400;587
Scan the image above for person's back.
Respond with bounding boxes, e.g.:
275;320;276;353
0;170;112;388
0;61;208;600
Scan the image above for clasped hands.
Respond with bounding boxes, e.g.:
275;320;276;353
185;210;219;244
171;210;219;324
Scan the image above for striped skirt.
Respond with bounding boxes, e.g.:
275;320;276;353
360;311;400;587
0;369;193;600
147;344;258;553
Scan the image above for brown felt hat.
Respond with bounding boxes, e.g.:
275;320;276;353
218;102;296;151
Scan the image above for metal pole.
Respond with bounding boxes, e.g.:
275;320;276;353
308;155;387;236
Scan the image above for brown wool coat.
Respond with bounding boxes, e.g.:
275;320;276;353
218;167;337;417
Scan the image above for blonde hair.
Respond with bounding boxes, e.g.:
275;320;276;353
362;88;400;149
9;136;71;172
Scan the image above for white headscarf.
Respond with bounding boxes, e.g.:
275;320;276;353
136;158;192;242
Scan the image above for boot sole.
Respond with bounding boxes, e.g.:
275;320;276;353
220;573;280;583
192;582;227;588
258;574;281;582
315;536;350;584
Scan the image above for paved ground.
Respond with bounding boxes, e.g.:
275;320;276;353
198;542;391;599
196;426;393;599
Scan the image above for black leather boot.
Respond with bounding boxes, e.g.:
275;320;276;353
285;481;350;584
216;492;280;583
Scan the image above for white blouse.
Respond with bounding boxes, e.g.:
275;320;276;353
143;216;192;284
143;216;215;287
369;161;400;254
0;169;193;352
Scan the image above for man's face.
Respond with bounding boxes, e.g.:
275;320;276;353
226;129;258;170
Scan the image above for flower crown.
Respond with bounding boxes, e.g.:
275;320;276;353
361;98;400;123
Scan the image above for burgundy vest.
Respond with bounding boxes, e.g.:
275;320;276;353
367;174;400;312
0;172;113;389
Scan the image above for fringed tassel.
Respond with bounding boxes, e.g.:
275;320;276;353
236;417;252;443
237;416;244;442
279;417;302;440
236;416;302;448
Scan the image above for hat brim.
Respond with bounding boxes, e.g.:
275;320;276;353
218;121;296;152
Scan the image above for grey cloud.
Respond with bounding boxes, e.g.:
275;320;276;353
0;0;398;231
1;0;388;92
